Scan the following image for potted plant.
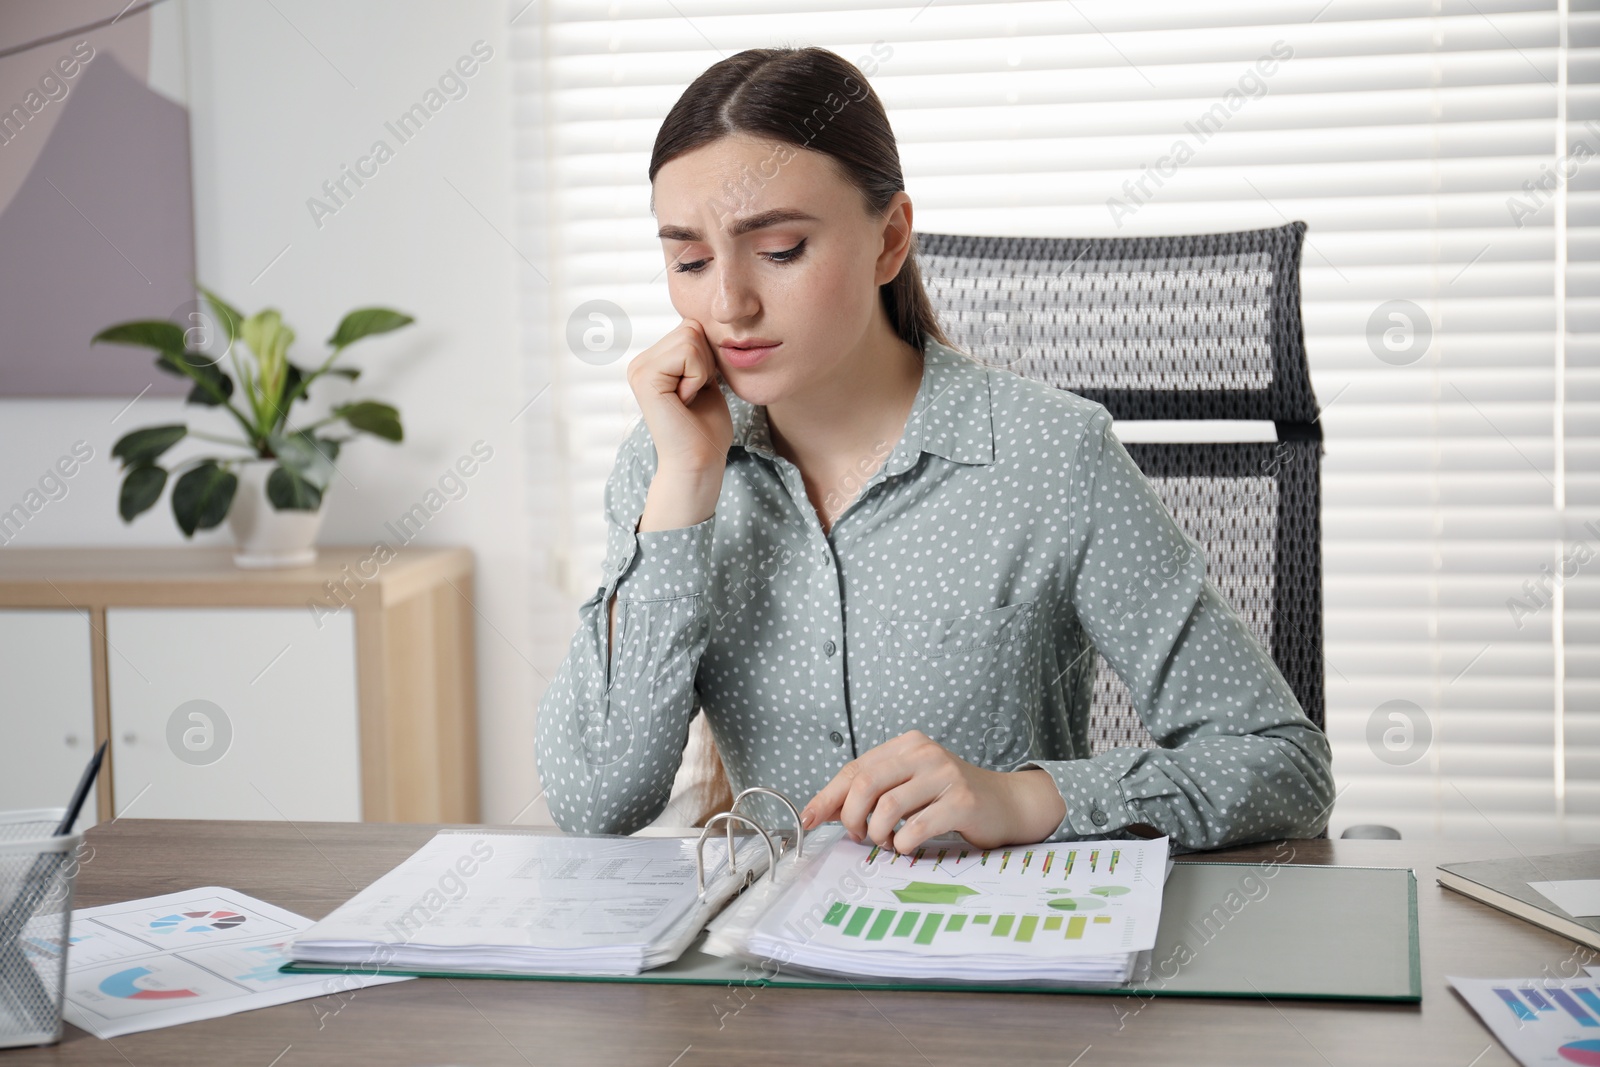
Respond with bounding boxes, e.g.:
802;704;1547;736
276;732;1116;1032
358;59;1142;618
93;286;413;568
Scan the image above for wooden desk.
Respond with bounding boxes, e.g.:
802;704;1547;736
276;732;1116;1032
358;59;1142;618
9;820;1588;1066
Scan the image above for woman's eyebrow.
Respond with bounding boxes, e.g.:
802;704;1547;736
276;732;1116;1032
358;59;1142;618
657;208;819;242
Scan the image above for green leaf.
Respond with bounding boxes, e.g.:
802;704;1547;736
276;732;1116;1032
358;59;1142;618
326;367;361;381
334;401;402;442
112;425;187;468
93;320;186;352
170;461;237;537
268;430;338;490
241;309;293;414
153;351;234;406
195;285;245;347
118;464;167;522
283;361;308;403
186;373;234;407
327;308;414;349
266;465;322;510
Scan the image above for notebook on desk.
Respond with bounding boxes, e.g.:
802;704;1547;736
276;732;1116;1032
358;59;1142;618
281;787;1420;1002
1438;849;1600;951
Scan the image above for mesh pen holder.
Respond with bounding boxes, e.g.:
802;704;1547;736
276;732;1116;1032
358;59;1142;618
0;809;82;1048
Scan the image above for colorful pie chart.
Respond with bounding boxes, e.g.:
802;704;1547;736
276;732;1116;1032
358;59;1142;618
98;966;199;1000
148;910;246;935
1560;1040;1600;1066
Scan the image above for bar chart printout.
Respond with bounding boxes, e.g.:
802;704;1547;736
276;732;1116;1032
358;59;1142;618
1450;977;1600;1065
744;831;1170;984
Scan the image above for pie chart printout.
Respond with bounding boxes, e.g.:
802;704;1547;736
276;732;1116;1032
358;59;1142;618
97;966;199;1001
59;888;411;1037
148;910;247;935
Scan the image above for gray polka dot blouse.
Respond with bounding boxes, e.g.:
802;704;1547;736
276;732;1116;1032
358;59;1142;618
535;332;1335;850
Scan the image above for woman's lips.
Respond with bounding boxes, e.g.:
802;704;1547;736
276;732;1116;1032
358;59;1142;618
720;342;780;368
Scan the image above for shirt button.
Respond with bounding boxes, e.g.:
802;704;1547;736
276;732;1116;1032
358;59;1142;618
824;640;837;657
829;731;844;746
1090;809;1109;827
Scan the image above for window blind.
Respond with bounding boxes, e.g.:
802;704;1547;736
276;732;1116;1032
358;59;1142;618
513;0;1599;841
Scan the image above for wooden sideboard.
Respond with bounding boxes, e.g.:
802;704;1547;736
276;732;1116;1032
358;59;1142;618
0;546;479;824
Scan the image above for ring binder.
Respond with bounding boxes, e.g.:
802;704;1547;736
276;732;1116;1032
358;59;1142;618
730;786;806;858
694;813;776;896
692;786;806;896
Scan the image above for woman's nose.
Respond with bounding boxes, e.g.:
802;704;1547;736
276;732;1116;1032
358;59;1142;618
712;264;760;322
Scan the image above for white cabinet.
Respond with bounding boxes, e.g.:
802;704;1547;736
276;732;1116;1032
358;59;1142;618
105;607;361;822
0;546;479;823
0;609;98;827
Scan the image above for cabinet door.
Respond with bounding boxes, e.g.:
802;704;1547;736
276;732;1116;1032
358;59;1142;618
0;610;97;827
105;607;361;821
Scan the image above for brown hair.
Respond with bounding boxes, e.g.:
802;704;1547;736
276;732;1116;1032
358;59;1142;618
648;46;953;825
649;45;953;359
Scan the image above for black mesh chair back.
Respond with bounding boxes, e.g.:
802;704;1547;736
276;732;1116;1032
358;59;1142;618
915;222;1324;755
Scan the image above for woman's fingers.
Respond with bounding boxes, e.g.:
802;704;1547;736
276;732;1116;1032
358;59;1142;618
803;731;962;846
675;320;717;404
626;318;732;474
801;730;917;830
888;790;965;855
801;766;853;830
864;776;952;849
837;759;918;842
805;731;1056;853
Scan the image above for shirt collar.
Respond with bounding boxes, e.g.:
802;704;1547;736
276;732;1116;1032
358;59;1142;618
724;331;995;471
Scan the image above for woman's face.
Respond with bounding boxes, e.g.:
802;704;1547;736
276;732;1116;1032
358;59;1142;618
652;133;911;407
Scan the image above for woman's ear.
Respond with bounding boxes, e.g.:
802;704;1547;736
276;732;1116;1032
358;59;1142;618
875;192;914;286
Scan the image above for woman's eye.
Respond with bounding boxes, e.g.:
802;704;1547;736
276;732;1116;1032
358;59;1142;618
766;238;807;263
670;239;806;275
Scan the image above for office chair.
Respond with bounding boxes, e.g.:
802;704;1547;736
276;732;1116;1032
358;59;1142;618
916;221;1350;838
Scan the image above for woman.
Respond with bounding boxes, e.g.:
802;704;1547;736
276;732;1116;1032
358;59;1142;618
534;46;1333;855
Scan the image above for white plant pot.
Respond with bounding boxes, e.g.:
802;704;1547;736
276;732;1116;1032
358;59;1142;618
227;462;327;569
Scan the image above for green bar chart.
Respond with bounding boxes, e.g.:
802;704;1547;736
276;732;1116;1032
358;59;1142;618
824;905;1118;948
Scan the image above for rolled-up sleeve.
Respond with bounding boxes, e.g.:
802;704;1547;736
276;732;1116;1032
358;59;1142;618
534;419;717;835
1018;406;1334;849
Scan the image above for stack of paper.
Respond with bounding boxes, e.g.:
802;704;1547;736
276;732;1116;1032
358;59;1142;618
735;831;1170;985
287;830;765;976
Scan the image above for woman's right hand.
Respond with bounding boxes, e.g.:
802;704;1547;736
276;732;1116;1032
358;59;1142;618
627;318;734;478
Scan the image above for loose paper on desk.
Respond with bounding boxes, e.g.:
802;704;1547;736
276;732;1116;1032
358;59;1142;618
289;829;762;975
27;888;409;1038
1530;879;1600;918
716;828;1169;984
1451;976;1600;1066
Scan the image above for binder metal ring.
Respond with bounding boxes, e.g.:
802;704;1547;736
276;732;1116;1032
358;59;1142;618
730;786;805;859
694;812;777;896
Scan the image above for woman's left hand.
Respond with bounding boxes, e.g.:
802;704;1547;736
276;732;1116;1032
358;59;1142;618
799;730;1068;853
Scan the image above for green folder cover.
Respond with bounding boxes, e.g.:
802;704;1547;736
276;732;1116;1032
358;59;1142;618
282;861;1420;1002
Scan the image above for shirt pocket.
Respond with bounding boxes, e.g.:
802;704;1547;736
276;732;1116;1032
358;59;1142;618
869;600;1042;770
921;601;1034;656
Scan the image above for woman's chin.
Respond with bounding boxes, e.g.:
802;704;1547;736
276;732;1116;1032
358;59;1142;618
719;370;787;408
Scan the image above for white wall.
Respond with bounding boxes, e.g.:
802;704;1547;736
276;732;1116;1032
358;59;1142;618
0;0;554;825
